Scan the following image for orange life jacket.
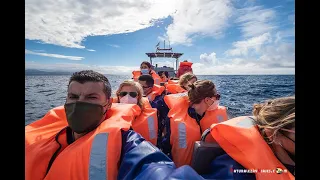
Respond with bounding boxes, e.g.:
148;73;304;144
180;61;193;67
177;62;193;78
25;103;141;180
25;106;68;146
210;116;295;180
160;76;168;83
165;83;187;94
167;79;179;84
146;84;165;102
112;97;158;145
132;70;161;85
164;93;228;167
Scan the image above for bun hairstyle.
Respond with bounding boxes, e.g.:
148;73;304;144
188;80;217;105
188;83;196;90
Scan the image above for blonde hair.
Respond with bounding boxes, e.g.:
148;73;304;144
252;96;295;143
116;80;144;109
178;72;197;88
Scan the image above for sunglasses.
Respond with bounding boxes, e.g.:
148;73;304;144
190;94;221;106
119;91;138;98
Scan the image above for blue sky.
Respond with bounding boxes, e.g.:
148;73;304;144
25;0;295;75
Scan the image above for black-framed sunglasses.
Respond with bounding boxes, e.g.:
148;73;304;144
189;93;221;106
119;91;138;98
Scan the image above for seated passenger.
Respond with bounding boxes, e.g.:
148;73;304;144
161;80;229;167
166;72;197;94
158;71;168;83
25;70;203;180
132;61;161;85
112;80;159;146
138;74;170;147
197;96;295;180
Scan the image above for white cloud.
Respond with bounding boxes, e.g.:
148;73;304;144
25;49;84;60
32;49;45;52
225;33;272;56
258;42;295;68
235;6;276;37
192;61;294;75
25;0;178;48
25;61;137;75
87;49;96;52
193;31;294;75
200;52;218;65
164;0;233;45
275;28;294;44
107;44;120;48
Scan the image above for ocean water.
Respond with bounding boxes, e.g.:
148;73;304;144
25;75;295;125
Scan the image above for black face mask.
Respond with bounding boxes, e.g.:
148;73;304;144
64;101;108;134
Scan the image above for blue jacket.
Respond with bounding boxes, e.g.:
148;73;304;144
149;94;170;147
118;129;204;179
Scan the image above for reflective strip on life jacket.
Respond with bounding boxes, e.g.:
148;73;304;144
89;133;109;179
178;123;187;148
147;116;156;139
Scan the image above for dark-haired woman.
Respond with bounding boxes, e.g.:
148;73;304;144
132;61;161;85
160;80;229;167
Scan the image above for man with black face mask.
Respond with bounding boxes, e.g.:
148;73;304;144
25;70;203;180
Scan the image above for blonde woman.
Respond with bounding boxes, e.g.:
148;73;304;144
113;80;158;146
165;72;197;94
196;96;295;179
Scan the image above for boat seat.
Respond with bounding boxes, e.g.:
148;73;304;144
191;128;225;174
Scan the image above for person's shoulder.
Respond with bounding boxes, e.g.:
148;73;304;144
121;129;144;142
201;153;256;180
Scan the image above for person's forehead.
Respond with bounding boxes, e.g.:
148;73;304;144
121;85;136;92
68;81;105;95
141;64;149;67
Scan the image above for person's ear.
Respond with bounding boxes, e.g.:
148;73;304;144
106;100;112;109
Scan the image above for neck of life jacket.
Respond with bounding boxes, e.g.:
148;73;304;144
188;107;205;134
